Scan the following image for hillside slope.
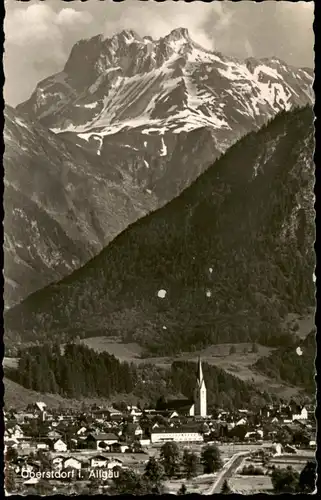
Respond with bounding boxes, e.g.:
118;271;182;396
4;105;160;306
253;330;316;394
7;28;313;305
5;107;315;353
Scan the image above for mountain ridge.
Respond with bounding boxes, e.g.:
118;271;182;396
5;27;314;305
5;106;315;353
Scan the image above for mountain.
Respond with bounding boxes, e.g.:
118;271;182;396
3;105;158;306
7;28;314;304
17;28;313;143
5;106;315;351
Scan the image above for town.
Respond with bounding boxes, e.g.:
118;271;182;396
4;359;316;495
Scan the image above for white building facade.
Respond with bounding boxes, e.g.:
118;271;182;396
151;430;204;444
193;357;207;417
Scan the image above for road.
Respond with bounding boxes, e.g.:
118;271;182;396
206;451;249;494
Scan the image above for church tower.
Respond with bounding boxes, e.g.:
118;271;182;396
194;357;207;417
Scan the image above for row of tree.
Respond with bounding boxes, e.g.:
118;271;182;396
11;342;138;397
271;462;316;494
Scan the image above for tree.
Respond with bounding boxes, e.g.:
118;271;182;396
292;429;310;447
298;460;316;493
271;466;299;493
110;468;158;495
276;428;292;446
6;446;18;463
201;444;223;474
160;442;180;477
36;450;52;471
221;479;232;494
182;449;198;478
144;457;165;484
34;479;54;495
251;343;258;353
5;468;16;493
178;483;187;495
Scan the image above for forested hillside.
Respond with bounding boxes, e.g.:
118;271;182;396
253;330;316;394
5;107;315;356
5;343;276;410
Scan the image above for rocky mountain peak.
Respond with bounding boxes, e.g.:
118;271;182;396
117;29;141;41
164;27;191;42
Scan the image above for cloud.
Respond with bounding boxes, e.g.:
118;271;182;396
4;3;94;105
4;0;314;106
56;8;93;29
101;0;214;50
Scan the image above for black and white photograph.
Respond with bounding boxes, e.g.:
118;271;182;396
3;0;316;495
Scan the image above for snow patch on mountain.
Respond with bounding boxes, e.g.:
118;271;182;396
159;137;167;157
75;102;98;109
14;117;29;129
254;65;281;80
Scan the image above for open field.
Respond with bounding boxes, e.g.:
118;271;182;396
281;311;315;339
218;443;272;461
229;475;273;494
164;473;218;494
81;337;144;361
82;337;302;399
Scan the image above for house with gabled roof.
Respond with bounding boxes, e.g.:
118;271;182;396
47;430;63;440
52;455;65;470
63;456;82;470
90;455;109;468
51;438;68;452
87;433;118;450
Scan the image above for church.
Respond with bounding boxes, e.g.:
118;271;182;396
190;357;207;417
156;357;207;417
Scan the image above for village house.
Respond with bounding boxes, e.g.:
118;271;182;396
6;424;25;440
52;438;68;452
4;439;19;453
106;408;123;422
36;441;50;451
245;429;264;441
87;433;119;450
169;411;180;419
63;456;82;470
52;456;65;470
139;437;151;447
235;417;247;427
47;429;63;440
292;405;308;421
123;423;143;440
156;399;195;417
106;458;123;469
110;442;130;453
90;455;110;468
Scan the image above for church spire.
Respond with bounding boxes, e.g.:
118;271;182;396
197;356;204;386
194;356;207;417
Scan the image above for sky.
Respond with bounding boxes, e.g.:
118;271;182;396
4;0;315;106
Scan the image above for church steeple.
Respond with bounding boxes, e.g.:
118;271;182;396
197;356;204;387
194;357;207;417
